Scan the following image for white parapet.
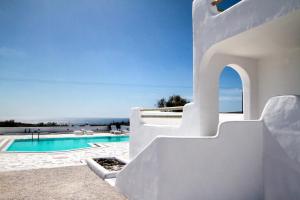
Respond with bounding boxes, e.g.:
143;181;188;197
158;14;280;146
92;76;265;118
118;121;264;200
117;95;300;200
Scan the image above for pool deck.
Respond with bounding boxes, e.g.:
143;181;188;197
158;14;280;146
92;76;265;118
0;165;127;200
0;133;129;172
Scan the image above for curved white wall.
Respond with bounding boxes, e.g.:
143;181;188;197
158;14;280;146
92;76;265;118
195;53;259;136
120;1;300;199
118;95;300;200
258;49;300;114
118;121;264;200
193;0;300;135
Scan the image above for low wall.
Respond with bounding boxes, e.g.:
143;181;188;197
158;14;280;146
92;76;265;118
118;95;300;199
130;105;244;159
0;126;110;135
117;121;264;200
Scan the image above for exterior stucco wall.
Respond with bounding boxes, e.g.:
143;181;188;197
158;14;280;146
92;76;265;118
140;118;181;126
117;95;300;200
195;53;259;134
129;0;300;158
117;139;162;200
129;107;185;158
119;0;300;198
262;95;300;199
193;0;300;135
118;121;264;200
257;49;300;114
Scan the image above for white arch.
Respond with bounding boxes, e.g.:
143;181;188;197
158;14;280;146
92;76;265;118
219;64;251;120
194;53;258;136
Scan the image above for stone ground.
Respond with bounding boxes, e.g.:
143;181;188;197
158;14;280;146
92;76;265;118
0;165;127;200
0;134;129;172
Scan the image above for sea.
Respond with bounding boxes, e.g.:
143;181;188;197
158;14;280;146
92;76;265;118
3;117;129;126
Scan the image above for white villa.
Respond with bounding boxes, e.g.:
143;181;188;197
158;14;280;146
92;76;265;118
115;0;300;199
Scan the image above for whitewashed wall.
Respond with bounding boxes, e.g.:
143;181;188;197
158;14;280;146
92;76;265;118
258;49;300;114
192;0;300;136
119;0;300;199
117;95;300;200
118;121;264;200
129;0;300;158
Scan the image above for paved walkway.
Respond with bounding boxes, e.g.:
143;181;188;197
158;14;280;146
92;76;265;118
0;165;127;200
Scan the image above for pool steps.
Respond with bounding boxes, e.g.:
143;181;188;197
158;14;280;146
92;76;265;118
0;139;11;151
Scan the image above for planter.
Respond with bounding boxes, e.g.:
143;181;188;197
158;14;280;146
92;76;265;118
86;157;127;179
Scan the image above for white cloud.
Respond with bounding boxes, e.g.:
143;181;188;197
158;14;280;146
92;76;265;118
0;47;26;58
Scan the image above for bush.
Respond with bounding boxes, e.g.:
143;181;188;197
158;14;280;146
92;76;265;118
156;95;190;108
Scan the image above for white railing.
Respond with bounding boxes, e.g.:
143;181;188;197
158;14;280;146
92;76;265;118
140;106;184;112
140;106;183;118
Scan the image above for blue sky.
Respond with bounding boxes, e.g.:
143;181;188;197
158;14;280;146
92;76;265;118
0;0;241;119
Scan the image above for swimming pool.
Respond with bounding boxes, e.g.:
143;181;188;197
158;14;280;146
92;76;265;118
5;135;129;152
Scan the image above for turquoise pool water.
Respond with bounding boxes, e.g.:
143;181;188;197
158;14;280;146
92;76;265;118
6;135;129;152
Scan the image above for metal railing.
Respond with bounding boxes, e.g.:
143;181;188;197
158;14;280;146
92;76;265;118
31;131;40;141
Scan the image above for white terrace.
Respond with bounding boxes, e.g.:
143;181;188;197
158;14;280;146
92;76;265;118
116;0;300;199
